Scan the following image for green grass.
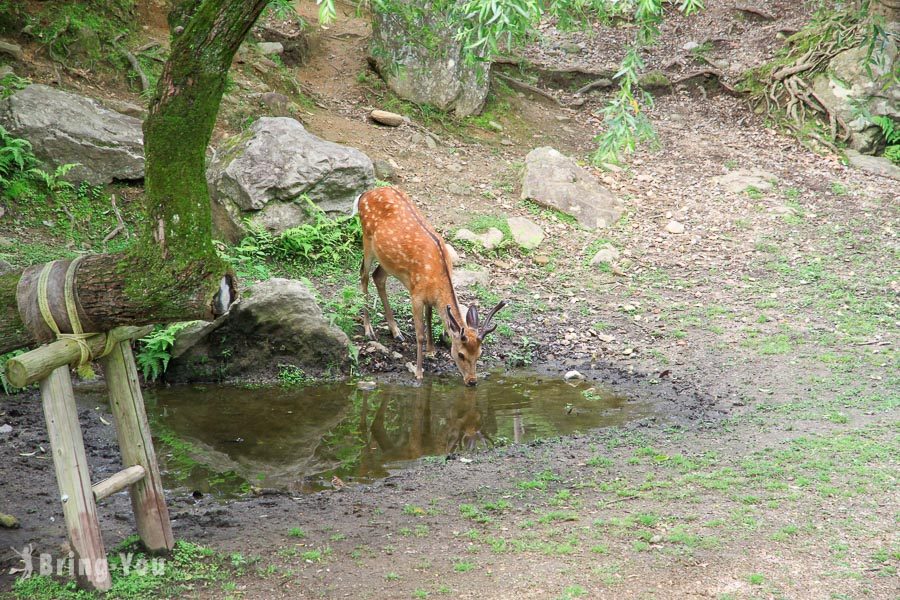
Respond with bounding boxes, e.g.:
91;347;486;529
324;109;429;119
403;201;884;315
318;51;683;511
11;540;235;600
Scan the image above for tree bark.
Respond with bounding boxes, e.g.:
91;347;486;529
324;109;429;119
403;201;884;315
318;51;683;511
0;0;268;354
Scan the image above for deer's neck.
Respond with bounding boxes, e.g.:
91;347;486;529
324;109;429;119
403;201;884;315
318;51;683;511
436;284;464;331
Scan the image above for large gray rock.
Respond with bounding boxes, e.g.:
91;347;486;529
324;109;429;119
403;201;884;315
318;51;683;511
167;278;351;382
369;2;489;117
811;40;899;153
0;84;144;185
845;149;900;181
521;147;623;229
207;117;374;242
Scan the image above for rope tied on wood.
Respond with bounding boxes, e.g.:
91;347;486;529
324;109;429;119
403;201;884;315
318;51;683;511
24;258;117;367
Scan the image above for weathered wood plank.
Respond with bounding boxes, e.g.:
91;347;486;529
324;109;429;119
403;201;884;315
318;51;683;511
101;341;174;552
5;325;153;388
41;367;111;591
92;465;146;502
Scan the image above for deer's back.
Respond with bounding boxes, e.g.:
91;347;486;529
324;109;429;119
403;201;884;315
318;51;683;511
358;187;451;298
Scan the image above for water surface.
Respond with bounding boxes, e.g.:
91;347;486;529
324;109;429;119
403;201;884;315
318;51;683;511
143;372;656;496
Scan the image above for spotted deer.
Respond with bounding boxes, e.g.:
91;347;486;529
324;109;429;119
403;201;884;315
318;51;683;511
356;186;506;385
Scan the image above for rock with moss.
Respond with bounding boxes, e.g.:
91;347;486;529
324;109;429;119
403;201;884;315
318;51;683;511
166;278;350;383
810;39;899;153
368;0;489;117
207;117;374;242
521;147;623;230
0;84;144;185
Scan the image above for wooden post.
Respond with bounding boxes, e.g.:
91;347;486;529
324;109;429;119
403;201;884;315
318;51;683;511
100;337;174;552
41;366;111;592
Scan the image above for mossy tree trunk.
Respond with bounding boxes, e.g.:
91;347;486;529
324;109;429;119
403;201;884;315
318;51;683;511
0;0;268;354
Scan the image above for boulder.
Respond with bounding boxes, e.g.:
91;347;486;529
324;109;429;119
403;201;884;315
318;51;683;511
811;41;899;153
369;2;489;117
507;216;544;250
207;117;374;242
0;84;144;185
521;147;623;229
252;23;314;67
845;150;900;181
167;278;350;382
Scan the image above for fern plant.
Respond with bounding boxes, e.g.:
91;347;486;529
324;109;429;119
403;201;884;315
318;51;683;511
135;322;198;381
0;125;38;193
872;115;900;165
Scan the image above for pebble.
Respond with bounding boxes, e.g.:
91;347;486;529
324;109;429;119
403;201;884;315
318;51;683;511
356;381;377;391
0;424;11;434
563;370;585;381
533;255;551;266
666;220;685;234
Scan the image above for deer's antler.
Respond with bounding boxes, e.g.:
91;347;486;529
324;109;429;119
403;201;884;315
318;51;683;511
478;300;507;340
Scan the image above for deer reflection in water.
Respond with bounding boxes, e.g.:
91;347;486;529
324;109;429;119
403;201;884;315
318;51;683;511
360;382;497;470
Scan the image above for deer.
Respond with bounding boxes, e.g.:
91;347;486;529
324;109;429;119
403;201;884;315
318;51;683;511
355;186;506;385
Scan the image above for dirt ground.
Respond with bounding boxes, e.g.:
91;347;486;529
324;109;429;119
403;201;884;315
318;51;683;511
1;1;898;598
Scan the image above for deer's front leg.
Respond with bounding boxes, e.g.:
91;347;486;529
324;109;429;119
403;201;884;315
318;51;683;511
412;297;426;381
424;305;436;358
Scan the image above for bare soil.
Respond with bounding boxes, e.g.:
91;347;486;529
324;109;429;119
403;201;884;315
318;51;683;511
1;1;898;599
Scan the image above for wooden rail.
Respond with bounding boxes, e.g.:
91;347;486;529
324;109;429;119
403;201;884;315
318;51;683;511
7;325;173;591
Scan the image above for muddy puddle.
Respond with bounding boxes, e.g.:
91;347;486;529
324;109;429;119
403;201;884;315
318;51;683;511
136;372;657;497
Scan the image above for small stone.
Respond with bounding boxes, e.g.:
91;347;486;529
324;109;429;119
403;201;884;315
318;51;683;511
0;259;12;275
444;242;460;264
0;423;11;434
650;534;663;544
682;41;700;51
564;370;585;381
454;227;503;251
487;120;503;132
366;341;390;355
622;348;634;356
424;135;438;150
506;216;544;250
448;182;471;196
370;109;404;127
533;255;551;266
257;41;284;55
590;244;620;266
392;351;403;360
356;380;376;391
666;221;685;234
453;269;490;289
373;159;395;181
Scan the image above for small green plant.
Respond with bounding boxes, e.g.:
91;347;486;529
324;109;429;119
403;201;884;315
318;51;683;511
385;572;401;581
288;527;306;538
277;364;311;386
452;559;475;573
136;322;198;381
747;573;765;585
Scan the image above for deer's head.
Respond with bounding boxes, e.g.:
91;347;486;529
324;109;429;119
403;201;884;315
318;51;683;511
446;300;507;386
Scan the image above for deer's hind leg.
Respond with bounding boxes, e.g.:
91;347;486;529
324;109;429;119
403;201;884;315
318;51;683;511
360;254;377;340
373;265;404;342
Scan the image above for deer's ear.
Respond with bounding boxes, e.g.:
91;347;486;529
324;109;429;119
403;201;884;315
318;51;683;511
446;305;461;335
466;304;478;329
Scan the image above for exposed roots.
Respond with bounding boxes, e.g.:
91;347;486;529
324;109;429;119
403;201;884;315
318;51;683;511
752;9;869;143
